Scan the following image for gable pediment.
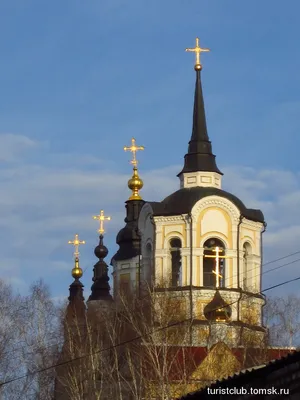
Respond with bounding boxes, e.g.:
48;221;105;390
191;342;241;381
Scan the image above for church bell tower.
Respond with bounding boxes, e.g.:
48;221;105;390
137;38;267;346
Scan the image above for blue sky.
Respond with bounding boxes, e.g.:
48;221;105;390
0;0;300;299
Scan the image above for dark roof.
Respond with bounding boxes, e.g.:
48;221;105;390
149;186;264;223
178;69;222;177
179;349;298;399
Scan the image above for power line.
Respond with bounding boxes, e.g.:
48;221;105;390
263;251;300;267
264;257;300;276
263;276;300;292
227;257;300;289
222;249;300;286
1;246;299;372
2;249;300;361
1;272;300;389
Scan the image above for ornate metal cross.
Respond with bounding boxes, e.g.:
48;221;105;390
204;246;232;288
68;233;85;257
93;209;111;235
124;137;144;167
186;37;210;68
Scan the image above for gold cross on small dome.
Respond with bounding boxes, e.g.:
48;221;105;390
68;233;85;257
124;137;144;167
93;210;111;235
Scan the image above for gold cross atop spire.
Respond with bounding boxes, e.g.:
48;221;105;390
204;246;232;288
186;37;210;71
93;209;111;235
124;137;144;167
68;233;85;258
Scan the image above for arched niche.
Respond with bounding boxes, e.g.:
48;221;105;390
191;196;240;226
163;231;185;249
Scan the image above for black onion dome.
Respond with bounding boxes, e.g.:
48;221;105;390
204;290;232;322
116;225;138;243
94;235;108;259
149;186;264;223
111;199;145;263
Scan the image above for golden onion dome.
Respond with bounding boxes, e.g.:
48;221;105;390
72;257;83;279
128;166;143;200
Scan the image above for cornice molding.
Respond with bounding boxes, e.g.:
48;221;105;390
241;218;264;230
154;215;187;224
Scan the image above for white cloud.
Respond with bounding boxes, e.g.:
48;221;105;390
0;133;38;162
222;166;300;295
223;166;300;239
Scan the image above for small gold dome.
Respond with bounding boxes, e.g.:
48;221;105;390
194;63;202;71
72;257;83;279
128;167;143;200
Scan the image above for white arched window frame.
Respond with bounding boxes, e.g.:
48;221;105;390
169;238;182;287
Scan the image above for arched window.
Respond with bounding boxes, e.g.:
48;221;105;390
243;242;252;290
170;238;182;287
203;238;226;288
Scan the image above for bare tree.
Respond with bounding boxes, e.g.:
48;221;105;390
54;280;196;400
264;294;300;348
0;279;62;400
0;279;23;399
2;277;297;399
19;279;62;399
